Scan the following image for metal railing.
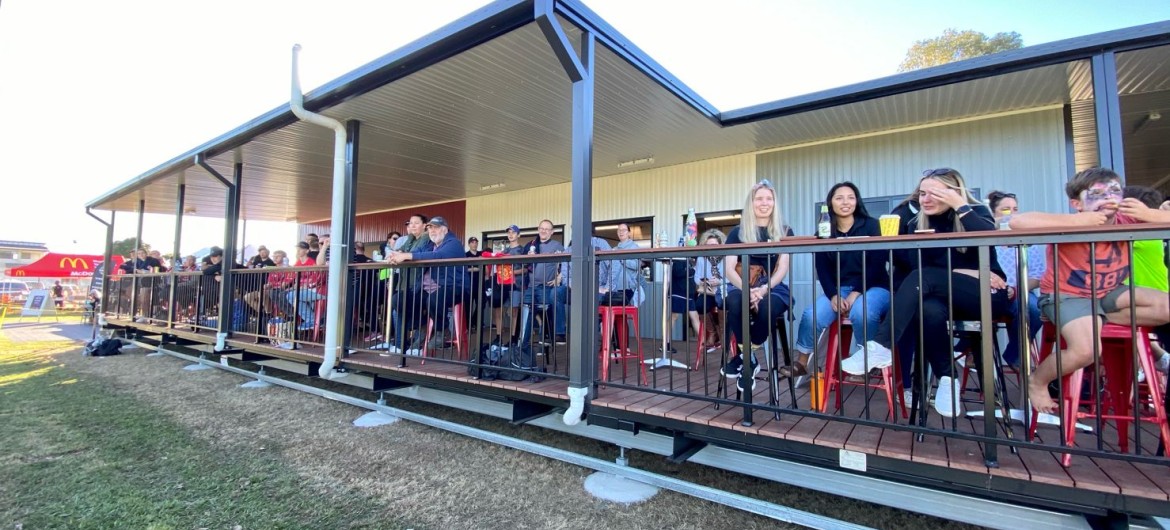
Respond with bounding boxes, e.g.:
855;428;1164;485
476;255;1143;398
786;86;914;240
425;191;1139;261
588;224;1170;467
99;225;1170;467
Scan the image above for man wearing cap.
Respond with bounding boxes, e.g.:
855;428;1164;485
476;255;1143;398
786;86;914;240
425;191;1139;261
388;216;469;354
487;225;527;346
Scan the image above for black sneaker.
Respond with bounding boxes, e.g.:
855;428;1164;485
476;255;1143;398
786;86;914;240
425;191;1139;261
735;354;761;392
721;355;744;379
554;334;567;345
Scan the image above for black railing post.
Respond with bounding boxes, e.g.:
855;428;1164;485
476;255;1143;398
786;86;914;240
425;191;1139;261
978;245;999;467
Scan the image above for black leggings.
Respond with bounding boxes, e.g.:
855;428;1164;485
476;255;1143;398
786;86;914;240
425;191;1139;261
874;268;1007;379
724;284;791;347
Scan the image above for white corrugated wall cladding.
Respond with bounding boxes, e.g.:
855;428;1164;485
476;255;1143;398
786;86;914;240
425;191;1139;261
465;108;1067;334
758;108;1069;313
465;154;757;242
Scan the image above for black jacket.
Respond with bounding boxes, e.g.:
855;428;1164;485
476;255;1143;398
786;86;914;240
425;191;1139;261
814;216;890;298
891;201;1005;286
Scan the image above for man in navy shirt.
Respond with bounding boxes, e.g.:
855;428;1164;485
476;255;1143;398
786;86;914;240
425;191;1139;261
389;216;470;354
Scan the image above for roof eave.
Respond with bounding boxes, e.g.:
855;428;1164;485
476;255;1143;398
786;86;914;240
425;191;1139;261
86;0;537;211
720;20;1170;126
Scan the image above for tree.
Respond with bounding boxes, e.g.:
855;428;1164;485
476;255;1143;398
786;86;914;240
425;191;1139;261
111;237;149;257
898;29;1023;72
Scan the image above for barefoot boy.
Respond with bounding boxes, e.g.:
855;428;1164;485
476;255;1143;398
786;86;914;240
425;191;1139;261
1010;168;1170;414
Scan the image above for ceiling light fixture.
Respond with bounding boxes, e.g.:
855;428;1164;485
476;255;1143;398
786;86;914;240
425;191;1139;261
702;214;741;222
480;182;507;191
1134;111;1162;135
616;156;655;168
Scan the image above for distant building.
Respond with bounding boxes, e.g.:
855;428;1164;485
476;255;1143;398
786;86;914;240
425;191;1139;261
0;240;49;277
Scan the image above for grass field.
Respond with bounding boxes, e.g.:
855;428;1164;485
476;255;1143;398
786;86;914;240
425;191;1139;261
0;337;389;529
0;330;975;529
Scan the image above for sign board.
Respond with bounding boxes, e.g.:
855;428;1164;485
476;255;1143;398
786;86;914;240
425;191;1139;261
21;289;57;319
89;262;105;297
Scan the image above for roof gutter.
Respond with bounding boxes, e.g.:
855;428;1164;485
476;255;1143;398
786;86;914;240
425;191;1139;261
290;44;349;381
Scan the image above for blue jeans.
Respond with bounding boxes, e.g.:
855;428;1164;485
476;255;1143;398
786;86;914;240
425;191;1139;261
794;286;891;354
288;288;325;327
519;284;568;343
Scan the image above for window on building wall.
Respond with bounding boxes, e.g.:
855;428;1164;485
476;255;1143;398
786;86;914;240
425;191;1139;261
481;224;565;253
593;217;653;249
593;217;654;281
19;252;32;260
680;210;741;242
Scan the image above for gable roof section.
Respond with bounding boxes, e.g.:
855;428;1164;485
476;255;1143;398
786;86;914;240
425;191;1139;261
86;1;1170;223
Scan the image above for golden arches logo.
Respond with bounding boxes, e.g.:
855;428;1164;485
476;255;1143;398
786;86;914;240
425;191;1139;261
60;257;90;270
14;270;25;276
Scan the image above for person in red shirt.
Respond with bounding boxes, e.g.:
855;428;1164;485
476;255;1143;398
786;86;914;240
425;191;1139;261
282;242;322;330
1011;167;1170;414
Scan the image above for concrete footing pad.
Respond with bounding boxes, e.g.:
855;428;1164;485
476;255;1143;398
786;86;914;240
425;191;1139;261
182;363;211;371
353;411;399;427
240;379;272;388
583;471;660;504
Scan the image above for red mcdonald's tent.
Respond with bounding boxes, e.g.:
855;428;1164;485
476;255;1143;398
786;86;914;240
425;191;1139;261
5;253;126;278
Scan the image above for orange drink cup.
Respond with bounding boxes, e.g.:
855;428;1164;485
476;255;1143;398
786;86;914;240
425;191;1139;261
879;215;900;237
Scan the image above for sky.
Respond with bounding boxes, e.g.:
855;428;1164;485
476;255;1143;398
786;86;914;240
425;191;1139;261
2;0;1168;257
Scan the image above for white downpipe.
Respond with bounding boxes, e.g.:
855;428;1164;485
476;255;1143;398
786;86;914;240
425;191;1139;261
564;386;587;425
290;44;348;380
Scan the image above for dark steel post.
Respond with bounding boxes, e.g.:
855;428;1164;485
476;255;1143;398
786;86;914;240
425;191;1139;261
168;184;186;328
217;163;242;340
564;32;596;397
338;119;360;351
1091;52;1124;176
129;199;145;319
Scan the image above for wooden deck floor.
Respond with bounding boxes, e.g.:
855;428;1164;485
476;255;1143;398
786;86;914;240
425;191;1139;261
118;317;1170;504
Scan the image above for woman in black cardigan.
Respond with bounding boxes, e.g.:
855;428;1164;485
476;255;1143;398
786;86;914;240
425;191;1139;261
840;168;1009;418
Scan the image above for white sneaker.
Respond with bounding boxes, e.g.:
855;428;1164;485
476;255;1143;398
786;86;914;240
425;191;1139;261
840;341;893;375
1156;352;1170;374
934;376;963;418
405;348;422;357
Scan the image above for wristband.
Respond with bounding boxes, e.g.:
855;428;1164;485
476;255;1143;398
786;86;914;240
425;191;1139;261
956;204;972;216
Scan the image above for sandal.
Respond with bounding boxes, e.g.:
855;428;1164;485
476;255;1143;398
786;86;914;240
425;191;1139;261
777;362;808;379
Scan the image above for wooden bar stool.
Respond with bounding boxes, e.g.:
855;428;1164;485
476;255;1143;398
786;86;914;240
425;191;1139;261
599;305;646;384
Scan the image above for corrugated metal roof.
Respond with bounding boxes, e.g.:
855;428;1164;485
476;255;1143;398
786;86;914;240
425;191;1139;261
85;1;1170;222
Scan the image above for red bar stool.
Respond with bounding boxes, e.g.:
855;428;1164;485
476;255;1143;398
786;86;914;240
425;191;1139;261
822;319;907;420
599;305;646;385
423;303;468;362
1031;321;1170;467
311;298;327;342
693;308;722;370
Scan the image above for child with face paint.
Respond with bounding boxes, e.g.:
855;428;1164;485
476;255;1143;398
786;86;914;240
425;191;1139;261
1010;168;1170;415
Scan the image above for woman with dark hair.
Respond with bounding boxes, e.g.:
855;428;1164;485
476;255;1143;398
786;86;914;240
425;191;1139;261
787;182;890;379
841;168;1009;418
